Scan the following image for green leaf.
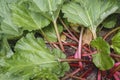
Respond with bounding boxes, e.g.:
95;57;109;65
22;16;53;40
27;0;64;21
62;0;118;38
0;0;23;39
0;33;69;80
43;25;63;42
91;37;110;54
11;3;50;31
102;14;117;28
111;32;120;54
91;37;114;70
116;0;120;13
92;53;114;71
0;37;14;58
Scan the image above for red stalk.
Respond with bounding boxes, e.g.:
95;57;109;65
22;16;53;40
61;68;81;80
59;17;79;42
108;62;120;78
71;76;86;80
82;51;97;56
110;53;120;58
80;67;93;78
50;42;78;46
63;32;77;41
69;63;79;67
113;72;120;80
82;45;92;53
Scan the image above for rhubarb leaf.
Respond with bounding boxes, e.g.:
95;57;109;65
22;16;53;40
111;32;120;54
91;37;114;70
62;0;118;38
0;33;69;80
0;37;14;58
27;0;64;21
92;53;115;71
0;0;23;39
91;37;110;54
11;3;50;31
43;25;63;42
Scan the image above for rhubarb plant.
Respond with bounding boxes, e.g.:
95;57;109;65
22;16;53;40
62;0;119;70
62;0;118;38
0;0;120;79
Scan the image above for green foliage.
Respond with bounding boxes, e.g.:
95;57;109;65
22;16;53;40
43;25;63;42
111;32;120;54
0;37;14;58
1;0;120;79
0;33;69;80
62;0;118;38
11;2;50;31
102;14;117;28
116;0;120;13
0;0;23;39
27;0;64;21
91;37;114;70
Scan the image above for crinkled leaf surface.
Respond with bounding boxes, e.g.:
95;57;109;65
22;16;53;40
111;32;120;54
0;0;22;39
91;37;114;70
0;33;69;80
27;0;64;21
62;0;118;38
0;37;14;58
43;25;63;42
11;2;50;31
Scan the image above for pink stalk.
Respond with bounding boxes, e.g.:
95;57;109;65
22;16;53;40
113;72;120;80
74;27;84;68
108;62;120;78
82;51;97;56
97;70;101;80
50;42;77;46
63;32;77;41
82;45;92;53
59;17;79;42
115;71;120;76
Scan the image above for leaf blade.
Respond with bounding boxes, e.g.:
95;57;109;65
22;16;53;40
91;37;114;70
